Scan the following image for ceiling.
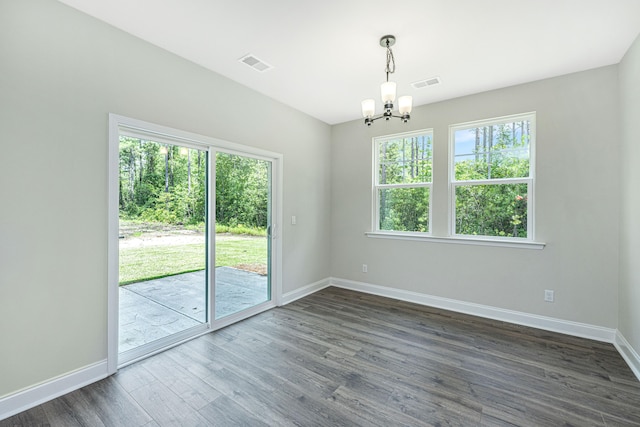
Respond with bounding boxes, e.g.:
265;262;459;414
57;0;640;125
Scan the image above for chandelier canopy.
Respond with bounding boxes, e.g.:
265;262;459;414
361;35;413;126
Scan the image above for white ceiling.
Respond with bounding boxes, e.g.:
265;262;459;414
58;0;640;125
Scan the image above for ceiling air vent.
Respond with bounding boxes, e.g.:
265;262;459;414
411;76;441;89
239;54;273;72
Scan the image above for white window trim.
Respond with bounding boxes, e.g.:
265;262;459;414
448;112;537;242
365;231;545;249
372;129;434;234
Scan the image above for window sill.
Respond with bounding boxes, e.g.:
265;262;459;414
365;231;545;250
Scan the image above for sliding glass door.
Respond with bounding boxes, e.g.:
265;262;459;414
109;114;281;370
213;152;271;321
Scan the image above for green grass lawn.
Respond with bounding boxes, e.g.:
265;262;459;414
119;237;267;285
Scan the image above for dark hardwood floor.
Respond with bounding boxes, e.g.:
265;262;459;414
3;287;640;426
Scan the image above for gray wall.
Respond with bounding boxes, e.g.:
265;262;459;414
0;0;331;397
619;34;640;357
331;66;620;328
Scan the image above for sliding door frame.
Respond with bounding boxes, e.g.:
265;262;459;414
108;114;283;374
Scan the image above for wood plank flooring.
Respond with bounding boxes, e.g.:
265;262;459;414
2;287;640;426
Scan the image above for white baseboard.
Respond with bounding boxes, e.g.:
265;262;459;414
614;331;640;381
281;277;332;306
0;360;109;421
330;277;617;343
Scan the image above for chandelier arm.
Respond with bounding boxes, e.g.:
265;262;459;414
364;115;385;125
364;112;411;126
367;113;410;121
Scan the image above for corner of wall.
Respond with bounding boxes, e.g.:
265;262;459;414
618;32;640;376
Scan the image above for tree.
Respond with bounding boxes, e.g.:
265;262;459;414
454;121;531;237
118;137;208;226
377;134;432;232
215;153;269;229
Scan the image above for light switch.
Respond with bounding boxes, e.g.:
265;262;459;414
291;215;297;225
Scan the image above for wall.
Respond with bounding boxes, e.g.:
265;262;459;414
331;66;620;329
0;0;331;398
619;34;640;368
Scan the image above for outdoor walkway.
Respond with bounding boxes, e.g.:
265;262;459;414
119;266;268;353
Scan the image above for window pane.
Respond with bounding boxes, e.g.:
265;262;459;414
215;153;271;320
379;187;430;232
455;183;528;238
454;122;530;181
118;137;208;357
379;134;432;184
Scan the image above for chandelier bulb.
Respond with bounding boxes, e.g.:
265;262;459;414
361;99;376;118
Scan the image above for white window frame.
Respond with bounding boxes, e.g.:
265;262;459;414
448;112;536;242
371;129;434;235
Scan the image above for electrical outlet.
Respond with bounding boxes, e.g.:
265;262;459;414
544;289;554;302
362;264;368;273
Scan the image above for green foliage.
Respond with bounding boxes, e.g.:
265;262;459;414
216;224;267;236
119;137;207;225
378;134;433;232
215;152;269;229
379;135;432;185
453;121;531;238
379;187;430;232
119;138;269;230
455;184;528;237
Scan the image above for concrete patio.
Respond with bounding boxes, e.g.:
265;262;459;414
119;266;268;353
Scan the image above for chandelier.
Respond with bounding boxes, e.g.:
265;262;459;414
361;35;413;126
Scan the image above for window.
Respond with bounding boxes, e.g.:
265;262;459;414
373;130;433;233
450;112;535;240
